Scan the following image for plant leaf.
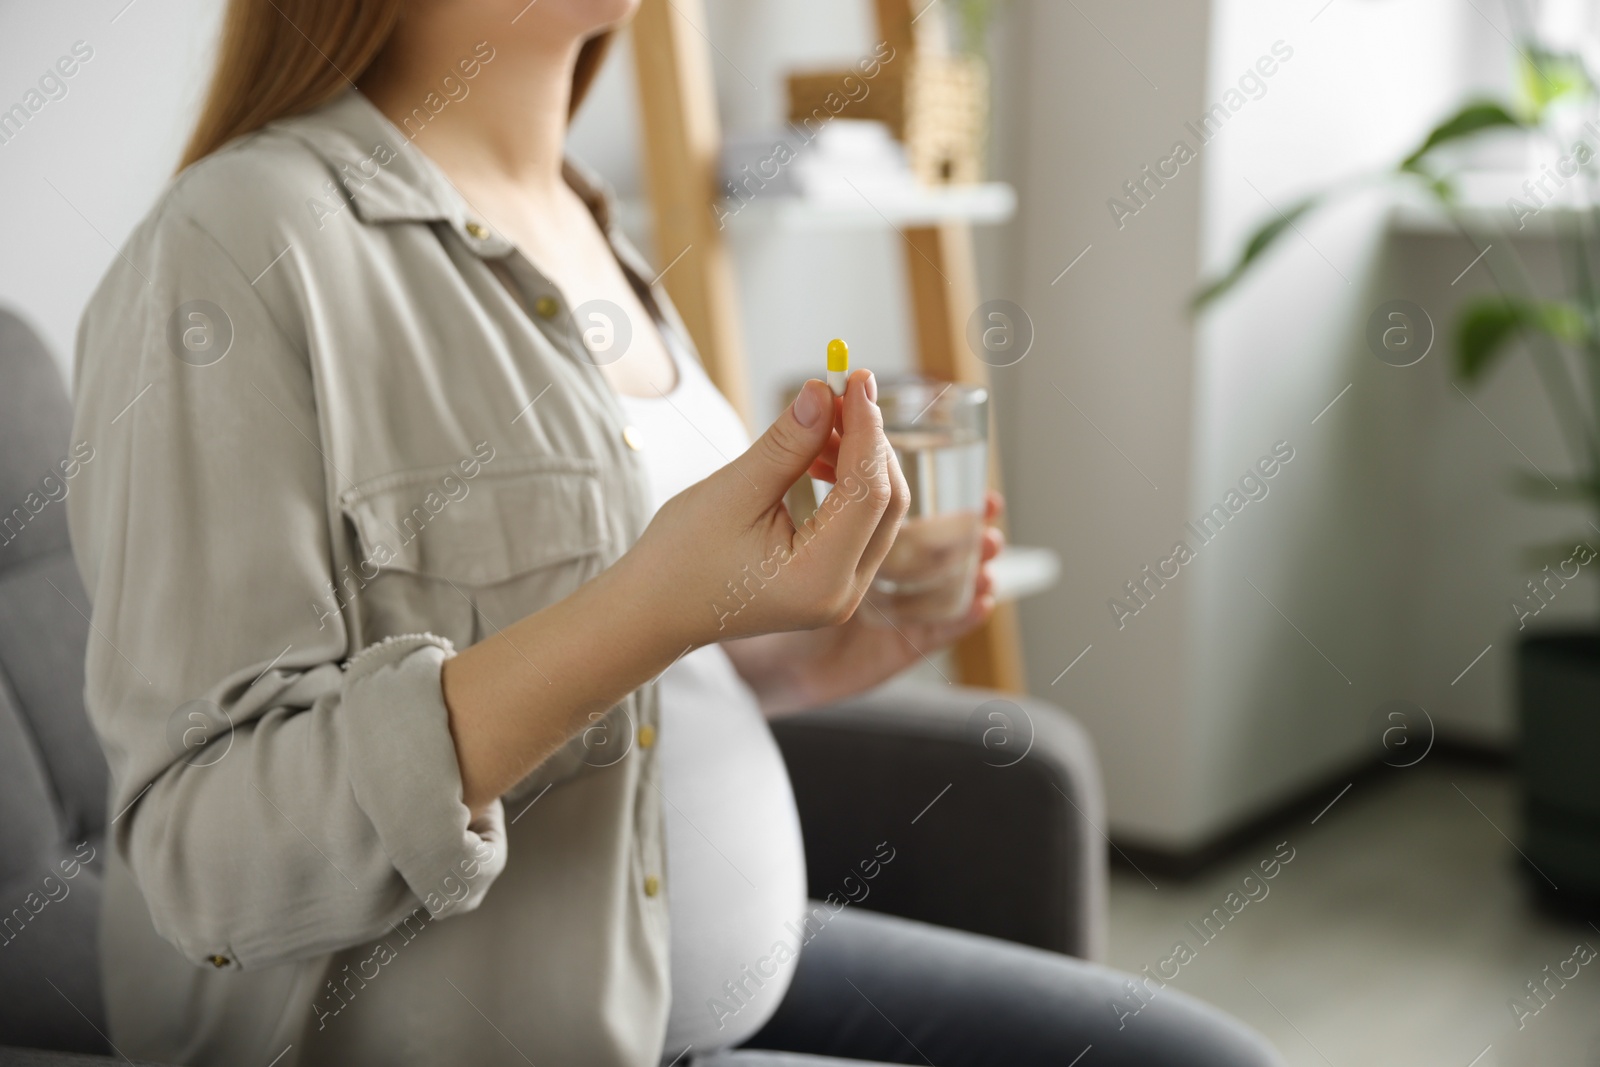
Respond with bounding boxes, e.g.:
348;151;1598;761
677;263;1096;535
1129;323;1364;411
1192;195;1321;309
1455;297;1587;383
1456;300;1522;383
1518;47;1594;120
1398;101;1524;174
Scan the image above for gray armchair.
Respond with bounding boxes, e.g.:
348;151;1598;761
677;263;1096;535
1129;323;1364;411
773;683;1106;961
0;311;111;1058
0;307;1107;1061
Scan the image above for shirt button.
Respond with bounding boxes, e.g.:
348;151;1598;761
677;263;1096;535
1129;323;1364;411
465;221;489;239
622;425;644;451
533;295;560;319
638;724;656;749
208;955;230;968
644;875;660;897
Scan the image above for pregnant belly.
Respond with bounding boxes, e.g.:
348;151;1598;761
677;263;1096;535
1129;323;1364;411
655;645;809;1059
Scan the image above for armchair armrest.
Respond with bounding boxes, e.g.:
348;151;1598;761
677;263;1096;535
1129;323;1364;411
771;680;1107;961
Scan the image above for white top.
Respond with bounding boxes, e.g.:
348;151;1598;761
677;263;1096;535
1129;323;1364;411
615;334;809;1061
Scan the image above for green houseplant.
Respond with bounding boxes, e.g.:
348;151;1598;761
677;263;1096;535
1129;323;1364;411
1196;42;1600;902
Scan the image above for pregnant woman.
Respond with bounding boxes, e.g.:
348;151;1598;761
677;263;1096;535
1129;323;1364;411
68;1;1282;1064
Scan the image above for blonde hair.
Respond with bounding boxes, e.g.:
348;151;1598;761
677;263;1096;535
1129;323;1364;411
178;0;613;171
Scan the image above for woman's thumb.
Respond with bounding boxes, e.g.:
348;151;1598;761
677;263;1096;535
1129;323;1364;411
733;379;836;505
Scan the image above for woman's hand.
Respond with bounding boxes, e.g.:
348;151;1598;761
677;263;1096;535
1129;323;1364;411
621;369;910;650
723;491;1006;716
442;370;903;814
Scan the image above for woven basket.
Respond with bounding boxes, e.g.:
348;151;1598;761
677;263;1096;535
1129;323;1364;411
785;55;988;186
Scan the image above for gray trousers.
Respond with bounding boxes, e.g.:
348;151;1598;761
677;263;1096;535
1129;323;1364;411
698;906;1282;1067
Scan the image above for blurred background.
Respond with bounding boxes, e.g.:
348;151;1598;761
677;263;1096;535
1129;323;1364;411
5;0;1600;1063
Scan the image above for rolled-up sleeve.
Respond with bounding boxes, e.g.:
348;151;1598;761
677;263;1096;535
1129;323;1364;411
340;634;507;925
67;202;506;970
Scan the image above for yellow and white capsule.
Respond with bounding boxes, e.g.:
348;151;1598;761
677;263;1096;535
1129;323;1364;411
826;338;849;396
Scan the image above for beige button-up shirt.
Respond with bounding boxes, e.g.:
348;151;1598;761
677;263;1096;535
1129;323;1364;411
69;90;676;1066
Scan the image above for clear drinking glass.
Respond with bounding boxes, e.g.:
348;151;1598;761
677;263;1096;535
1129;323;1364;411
863;378;989;627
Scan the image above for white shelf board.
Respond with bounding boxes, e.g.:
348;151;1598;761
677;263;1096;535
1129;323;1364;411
618;182;1017;237
1390;199;1584;237
990;544;1060;603
1389;171;1597;238
726;182;1017;232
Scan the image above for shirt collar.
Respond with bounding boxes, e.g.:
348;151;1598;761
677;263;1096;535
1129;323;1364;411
271;88;624;257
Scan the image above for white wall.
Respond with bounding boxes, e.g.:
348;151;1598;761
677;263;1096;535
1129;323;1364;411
997;0;1214;844
0;1;224;377
1189;0;1595;828
996;0;1558;849
1183;0;1472;839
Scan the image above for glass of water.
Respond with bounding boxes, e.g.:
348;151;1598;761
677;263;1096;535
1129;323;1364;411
863;378;989;627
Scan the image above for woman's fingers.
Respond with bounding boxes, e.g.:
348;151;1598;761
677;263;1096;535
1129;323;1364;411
823;414;844;464
699;368;907;631
840;371;908;585
898;582;995;650
804;420;844;482
980;525;1004;563
852;446;909;587
972;591;996;623
734;378;838;510
802;371;903;581
804;414;849;484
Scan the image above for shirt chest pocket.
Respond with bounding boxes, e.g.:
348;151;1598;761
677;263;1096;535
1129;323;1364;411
339;457;611;654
